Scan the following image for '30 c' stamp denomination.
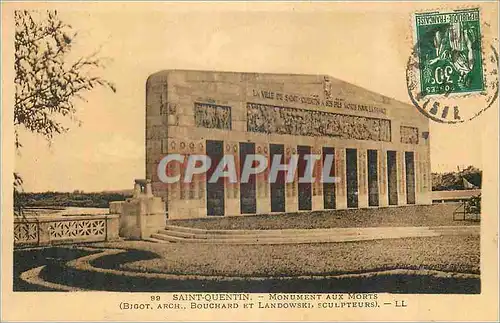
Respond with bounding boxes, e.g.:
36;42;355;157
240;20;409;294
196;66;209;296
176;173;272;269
407;7;498;123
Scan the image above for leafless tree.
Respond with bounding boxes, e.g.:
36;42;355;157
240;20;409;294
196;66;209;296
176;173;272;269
14;10;116;213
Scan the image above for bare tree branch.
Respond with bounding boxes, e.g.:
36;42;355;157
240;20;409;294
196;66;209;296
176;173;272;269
14;9;116;207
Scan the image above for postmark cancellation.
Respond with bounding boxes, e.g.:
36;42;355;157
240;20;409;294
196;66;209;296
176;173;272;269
407;7;498;124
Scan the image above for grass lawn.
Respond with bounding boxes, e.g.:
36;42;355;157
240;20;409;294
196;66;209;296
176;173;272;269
92;235;479;277
167;203;478;230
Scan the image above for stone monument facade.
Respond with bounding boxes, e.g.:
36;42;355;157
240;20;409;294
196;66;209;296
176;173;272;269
145;70;431;219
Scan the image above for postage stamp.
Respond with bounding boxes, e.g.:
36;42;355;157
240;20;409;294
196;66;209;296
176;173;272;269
407;7;499;124
415;8;484;97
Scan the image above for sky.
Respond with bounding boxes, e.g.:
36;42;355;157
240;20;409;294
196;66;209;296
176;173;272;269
8;2;498;192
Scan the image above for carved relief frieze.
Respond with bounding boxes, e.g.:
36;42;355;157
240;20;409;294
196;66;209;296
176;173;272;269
194;102;231;130
401;126;419;144
247;102;391;142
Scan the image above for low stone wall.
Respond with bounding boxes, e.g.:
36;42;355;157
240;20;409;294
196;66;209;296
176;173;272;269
14;214;119;247
431;189;481;202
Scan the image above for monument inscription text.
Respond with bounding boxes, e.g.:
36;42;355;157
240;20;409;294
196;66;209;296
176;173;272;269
252;89;387;115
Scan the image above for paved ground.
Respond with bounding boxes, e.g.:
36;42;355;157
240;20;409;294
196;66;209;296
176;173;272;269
15;234;481;293
91;234;480;277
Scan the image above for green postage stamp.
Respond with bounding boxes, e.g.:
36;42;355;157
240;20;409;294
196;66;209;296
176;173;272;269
414;8;484;96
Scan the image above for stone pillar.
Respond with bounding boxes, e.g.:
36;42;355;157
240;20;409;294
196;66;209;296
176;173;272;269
422;147;432;204
311;147;324;211
37;221;51;246
379;149;389;207
105;215;120;241
133;180;142;198
118;179;166;240
285;145;298;213
358;149;369;208
398;151;407;205
146;180;153;197
335;148;347;209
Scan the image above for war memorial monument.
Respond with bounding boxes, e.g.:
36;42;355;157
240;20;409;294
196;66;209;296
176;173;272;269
145;70;431;220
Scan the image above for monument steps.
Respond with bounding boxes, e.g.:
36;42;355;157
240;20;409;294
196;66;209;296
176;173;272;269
149;225;480;245
150;232;378;245
144;236;173;244
164;224;306;235
158;227;353;239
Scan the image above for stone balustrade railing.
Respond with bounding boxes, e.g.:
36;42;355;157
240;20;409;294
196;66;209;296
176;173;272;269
14;214;119;247
14;180;165;247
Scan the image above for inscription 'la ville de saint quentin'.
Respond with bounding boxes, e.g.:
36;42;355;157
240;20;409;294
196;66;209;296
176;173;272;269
252;89;387;115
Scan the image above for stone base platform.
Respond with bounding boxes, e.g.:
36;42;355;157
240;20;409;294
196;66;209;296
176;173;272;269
149;225;479;245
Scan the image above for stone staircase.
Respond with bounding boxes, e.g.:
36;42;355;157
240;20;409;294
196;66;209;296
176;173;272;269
149;224;480;245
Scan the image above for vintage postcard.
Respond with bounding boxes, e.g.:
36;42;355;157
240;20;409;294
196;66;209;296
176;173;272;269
1;1;498;322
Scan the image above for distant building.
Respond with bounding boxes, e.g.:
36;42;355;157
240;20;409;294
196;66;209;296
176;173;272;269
146;70;431;219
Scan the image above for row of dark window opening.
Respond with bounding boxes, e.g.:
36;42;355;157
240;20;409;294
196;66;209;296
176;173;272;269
205;140;416;216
